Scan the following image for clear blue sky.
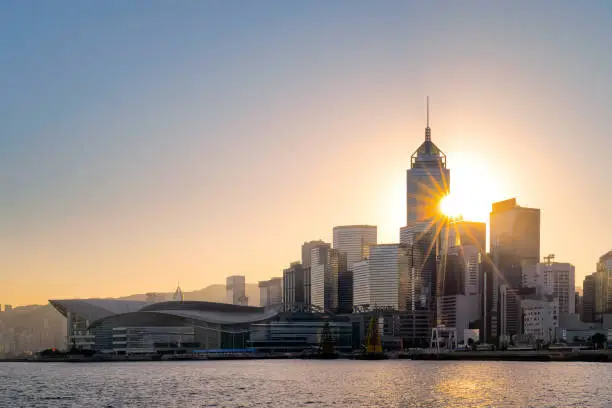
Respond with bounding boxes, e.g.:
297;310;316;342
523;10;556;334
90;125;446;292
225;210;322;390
1;1;611;305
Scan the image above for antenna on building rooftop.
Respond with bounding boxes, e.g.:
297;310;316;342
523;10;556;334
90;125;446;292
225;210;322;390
425;96;432;142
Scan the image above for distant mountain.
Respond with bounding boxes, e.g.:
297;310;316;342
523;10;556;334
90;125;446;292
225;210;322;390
117;283;260;306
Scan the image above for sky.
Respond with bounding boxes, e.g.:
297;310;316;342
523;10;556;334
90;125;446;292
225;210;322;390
1;1;611;306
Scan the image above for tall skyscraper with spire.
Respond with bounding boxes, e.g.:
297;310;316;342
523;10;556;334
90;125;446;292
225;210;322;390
400;98;451;331
406;98;450;226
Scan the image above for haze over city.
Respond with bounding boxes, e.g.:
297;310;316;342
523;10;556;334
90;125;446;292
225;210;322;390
1;1;611;306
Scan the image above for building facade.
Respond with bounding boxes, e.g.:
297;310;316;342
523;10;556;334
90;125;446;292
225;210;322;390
352;244;411;311
522;297;559;343
259;277;283;307
249;312;353;353
582;274;596;322
522;262;575;314
332;225;377;270
226;275;248;306
310;247;347;312
301;240;327;268
598;251;612;314
489;198;540;343
406;107;450;226
401;225;439;317
282;262;307;306
438;294;480;343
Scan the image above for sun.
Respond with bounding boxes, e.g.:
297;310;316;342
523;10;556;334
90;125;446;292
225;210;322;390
439;194;462;218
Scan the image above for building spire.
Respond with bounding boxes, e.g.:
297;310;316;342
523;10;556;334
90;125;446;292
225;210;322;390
425;96;431;142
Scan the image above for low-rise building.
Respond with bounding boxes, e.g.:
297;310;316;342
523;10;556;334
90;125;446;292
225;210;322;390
522;296;558;343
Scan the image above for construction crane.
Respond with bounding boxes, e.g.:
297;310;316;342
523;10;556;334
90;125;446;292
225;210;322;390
544;254;555;265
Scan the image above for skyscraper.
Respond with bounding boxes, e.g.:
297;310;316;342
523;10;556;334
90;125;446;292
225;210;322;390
582;273;596;322
489;198;540;342
301;240;327;267
446;220;487;296
406;99;450;226
447;220;486;253
400;99;451;337
332;225;377;270
283;262;307;306
352;244;411;310
310;246;347;312
598;250;612;314
402;226;438;315
490;198;541;285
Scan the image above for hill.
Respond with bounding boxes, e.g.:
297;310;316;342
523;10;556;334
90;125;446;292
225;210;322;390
117;283;260;305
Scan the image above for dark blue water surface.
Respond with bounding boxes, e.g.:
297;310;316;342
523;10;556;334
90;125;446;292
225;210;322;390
1;360;611;407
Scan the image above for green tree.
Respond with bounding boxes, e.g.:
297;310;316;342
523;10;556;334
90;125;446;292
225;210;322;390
591;333;607;349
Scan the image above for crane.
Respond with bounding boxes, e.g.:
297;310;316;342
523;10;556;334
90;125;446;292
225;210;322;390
544;254;555;265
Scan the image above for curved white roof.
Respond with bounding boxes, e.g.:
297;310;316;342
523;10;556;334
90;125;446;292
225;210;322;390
148;308;279;325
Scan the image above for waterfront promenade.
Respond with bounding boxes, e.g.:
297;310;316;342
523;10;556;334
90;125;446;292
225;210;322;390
3;349;612;363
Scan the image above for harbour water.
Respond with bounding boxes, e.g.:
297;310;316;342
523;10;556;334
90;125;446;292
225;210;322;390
1;360;611;407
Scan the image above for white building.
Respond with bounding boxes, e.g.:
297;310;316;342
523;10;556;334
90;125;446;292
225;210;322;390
310;246;347;312
352;244;410;310
226;275;247;306
258;277;282;307
522;262;575;314
333;225;377;270
522;297;559;342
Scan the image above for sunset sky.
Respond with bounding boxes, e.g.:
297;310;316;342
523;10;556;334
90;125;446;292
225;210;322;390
1;1;611;306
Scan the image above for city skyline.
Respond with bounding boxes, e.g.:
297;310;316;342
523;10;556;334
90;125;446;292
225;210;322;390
2;2;611;306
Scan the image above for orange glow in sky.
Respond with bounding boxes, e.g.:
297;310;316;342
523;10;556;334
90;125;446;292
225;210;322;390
1;2;611;306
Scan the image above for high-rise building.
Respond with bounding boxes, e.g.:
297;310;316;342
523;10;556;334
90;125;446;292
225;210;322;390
353;244;411;310
283;262;307;306
259;277;283;307
521;261;575;314
598;250;612;314
332;225;377;270
310;247;347;312
226;275;247;306
406;99;450;227
490;198;541;285
438;246;482;342
301;240;326;267
498;285;523;342
489;198;540;342
401;225;439;315
582;274;596;322
575;290;583;318
445;220;487;296
447;220;487;253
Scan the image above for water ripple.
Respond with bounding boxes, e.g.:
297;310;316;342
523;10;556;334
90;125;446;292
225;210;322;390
0;361;610;407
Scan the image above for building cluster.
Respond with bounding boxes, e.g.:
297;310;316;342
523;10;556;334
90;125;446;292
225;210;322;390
39;106;611;356
246;112;611;348
0;305;66;357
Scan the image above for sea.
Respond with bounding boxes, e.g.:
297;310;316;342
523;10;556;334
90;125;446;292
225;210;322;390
1;360;610;407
